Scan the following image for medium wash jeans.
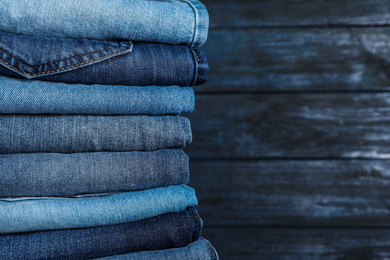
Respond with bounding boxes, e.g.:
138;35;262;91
0;76;194;115
0;149;189;197
0;31;208;86
0;0;209;47
0;115;191;153
0;185;197;234
96;238;219;260
0;208;202;260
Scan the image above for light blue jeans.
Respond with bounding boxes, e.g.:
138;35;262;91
0;75;194;115
95;238;219;260
0;0;209;47
0;185;197;234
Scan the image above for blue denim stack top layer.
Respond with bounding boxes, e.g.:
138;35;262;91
0;0;218;259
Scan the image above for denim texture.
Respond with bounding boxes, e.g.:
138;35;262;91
0;208;202;260
0;185;197;234
0;76;194;115
0;115;191;153
0;31;208;85
0;149;189;197
0;0;209;47
96;238;219;260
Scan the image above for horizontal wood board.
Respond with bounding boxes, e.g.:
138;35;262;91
191;160;390;227
198;28;390;92
204;0;390;28
202;227;390;260
186;93;390;158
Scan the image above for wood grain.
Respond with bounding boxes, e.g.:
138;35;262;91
202;227;390;260
204;0;390;28
191;160;390;226
186;93;390;158
198;28;390;92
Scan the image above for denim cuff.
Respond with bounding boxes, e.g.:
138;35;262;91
180;0;209;48
191;48;209;85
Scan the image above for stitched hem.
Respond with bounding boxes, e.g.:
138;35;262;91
203;238;219;260
179;0;209;48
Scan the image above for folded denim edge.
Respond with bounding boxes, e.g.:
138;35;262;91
181;87;196;113
191;48;209;86
181;116;193;145
204;238;220;260
191;207;203;242
180;0;209;48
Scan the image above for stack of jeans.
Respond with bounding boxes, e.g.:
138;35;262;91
0;0;218;259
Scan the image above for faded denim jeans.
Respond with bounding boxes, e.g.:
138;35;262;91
0;76;195;115
0;31;208;86
0;149;189;197
0;185;197;234
0;0;209;47
0;115;191;153
0;208;203;259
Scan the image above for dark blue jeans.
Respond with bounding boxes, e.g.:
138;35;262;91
0;208;202;260
0;30;208;86
0;149;189;197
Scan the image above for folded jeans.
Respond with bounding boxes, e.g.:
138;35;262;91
95;237;219;260
0;76;195;115
0;185;197;234
0;0;209;47
0;149;189;197
0;31;208;85
0;115;191;153
0;208;202;260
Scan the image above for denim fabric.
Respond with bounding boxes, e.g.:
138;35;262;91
0;31;208;85
95;238;219;260
0;0;209;47
0;149;189;197
0;185;197;234
0;76;194;115
0;208;202;260
0;115;191;153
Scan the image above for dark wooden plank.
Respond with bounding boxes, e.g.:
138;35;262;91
198;28;390;92
190;160;390;226
186;93;390;158
202;227;390;260
204;0;390;28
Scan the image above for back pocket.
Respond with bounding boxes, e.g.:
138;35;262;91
0;31;132;79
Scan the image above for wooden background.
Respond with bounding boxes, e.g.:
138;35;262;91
184;1;390;259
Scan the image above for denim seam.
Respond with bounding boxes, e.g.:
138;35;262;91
205;239;219;260
0;42;131;76
179;0;198;47
191;208;203;242
190;49;199;86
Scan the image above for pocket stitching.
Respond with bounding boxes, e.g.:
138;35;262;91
0;42;131;76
